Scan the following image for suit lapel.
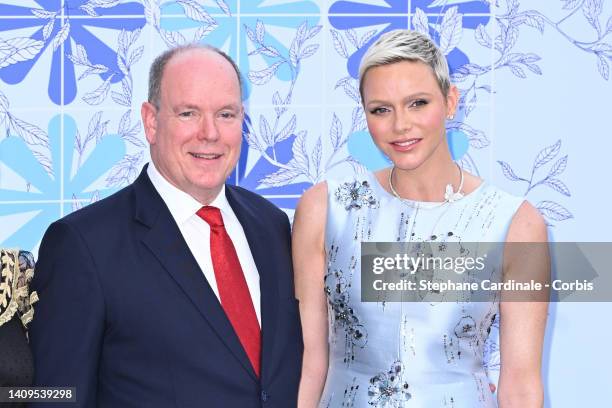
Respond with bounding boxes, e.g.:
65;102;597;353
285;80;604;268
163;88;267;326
225;186;280;382
133;168;257;381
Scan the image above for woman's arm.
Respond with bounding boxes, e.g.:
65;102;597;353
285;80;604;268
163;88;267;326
293;182;330;408
498;201;549;408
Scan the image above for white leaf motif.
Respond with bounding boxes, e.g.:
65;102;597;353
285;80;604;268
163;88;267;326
160;29;186;47
272;91;286;117
289;37;299;68
536;201;573;221
53;20;70;51
413;8;430;37
82;76;113;105
548;155;568;177
85;0;121;9
177;0;215;24
292;130;309;171
76;43;89;64
533;140;561;169
259;166;302;188
359;30;377;47
111;91;130;107
256;20;265;43
247;61;283;85
143;0;161;27
0;90;9;111
497;160;520;181
0;37;45;68
345;29;359;48
330;113;342;149
42;18;56;41
11;117;48;148
439;7;463;55
304;25;323;42
428;0;451;6
597;54;609;80
215;0;232;16
193;24;217;42
31;9;57;19
343;82;361;104
259;115;273;147
312;137;322;177
128;45;145;67
562;0;582;10
300;44;319;59
118;110;131;135
79;4;98;17
277;115;296;143
87;111;104;144
474;24;491;48
330;29;348;58
117;54;128;76
543;178;571;196
78;64;108;80
351;105;366;133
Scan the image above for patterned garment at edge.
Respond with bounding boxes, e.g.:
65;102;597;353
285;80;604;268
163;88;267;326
320;172;524;408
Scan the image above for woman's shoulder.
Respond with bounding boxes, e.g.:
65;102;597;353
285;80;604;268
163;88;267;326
467;172;524;208
0;249;38;330
464;174;546;240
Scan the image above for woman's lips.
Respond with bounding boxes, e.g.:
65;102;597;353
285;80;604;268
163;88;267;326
390;138;422;152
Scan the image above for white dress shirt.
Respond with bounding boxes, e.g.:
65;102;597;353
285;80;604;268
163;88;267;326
147;163;261;326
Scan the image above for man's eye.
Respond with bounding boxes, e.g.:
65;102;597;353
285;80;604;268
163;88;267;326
179;111;195;118
219;112;236;119
369;107;390;115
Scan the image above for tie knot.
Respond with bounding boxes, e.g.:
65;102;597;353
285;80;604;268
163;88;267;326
196;206;224;228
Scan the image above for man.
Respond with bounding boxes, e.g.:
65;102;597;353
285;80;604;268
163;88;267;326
29;45;303;407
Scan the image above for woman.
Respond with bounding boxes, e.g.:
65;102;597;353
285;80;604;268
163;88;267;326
293;29;548;407
0;249;37;406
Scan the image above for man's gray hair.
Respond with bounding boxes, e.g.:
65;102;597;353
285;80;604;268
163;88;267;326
358;29;451;100
147;44;243;108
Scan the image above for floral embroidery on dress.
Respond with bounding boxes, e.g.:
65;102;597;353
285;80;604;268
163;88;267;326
335;180;379;211
0;249;38;329
368;361;411;407
324;246;368;364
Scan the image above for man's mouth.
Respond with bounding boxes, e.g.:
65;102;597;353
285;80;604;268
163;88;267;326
189;152;222;160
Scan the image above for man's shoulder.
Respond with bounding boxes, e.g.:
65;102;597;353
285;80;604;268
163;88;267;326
60;182;136;229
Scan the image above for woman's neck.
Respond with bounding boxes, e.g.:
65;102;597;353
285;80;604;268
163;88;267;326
390;153;460;202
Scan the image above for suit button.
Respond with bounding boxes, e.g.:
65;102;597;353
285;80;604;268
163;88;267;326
261;390;269;402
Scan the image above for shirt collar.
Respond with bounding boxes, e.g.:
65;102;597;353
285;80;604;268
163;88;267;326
147;162;233;224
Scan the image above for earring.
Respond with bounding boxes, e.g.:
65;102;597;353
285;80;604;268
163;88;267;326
447;113;455;120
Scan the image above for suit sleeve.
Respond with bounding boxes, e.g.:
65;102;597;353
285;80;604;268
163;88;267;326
29;221;105;408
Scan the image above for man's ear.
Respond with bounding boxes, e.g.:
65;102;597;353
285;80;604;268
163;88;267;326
141;102;158;145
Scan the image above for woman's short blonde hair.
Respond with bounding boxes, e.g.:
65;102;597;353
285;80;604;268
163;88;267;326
358;29;451;101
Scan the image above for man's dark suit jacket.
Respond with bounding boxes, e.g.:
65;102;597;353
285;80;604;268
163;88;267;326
29;166;303;407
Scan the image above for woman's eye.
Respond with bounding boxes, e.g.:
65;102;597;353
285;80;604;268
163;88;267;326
410;99;428;107
370;107;390;115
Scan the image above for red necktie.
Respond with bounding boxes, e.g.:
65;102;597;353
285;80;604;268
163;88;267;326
196;206;261;377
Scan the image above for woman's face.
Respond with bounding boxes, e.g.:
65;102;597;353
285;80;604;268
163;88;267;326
362;60;458;171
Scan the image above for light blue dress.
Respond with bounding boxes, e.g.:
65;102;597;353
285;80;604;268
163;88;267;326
320;172;524;408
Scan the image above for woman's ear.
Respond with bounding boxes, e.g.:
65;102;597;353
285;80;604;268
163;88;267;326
446;85;460;117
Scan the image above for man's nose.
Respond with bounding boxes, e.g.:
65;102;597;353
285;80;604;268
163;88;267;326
196;114;219;141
